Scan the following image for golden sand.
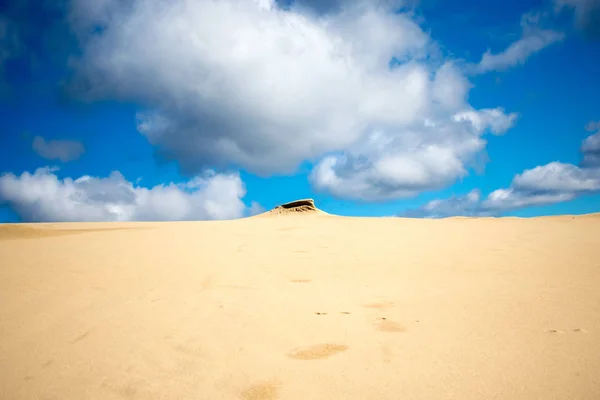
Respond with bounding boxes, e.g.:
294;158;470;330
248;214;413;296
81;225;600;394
1;210;599;399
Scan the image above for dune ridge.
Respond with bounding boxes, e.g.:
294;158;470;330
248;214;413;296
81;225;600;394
1;209;600;399
259;198;329;217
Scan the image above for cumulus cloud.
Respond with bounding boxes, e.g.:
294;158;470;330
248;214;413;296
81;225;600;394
403;189;494;218
581;129;600;166
248;201;266;216
281;0;407;14
310;106;517;201
468;15;564;74
482;188;578;211
66;0;517;201
512;161;600;192
68;0;431;174
0;167;254;222
555;0;600;38
403;186;581;218
403;126;600;217
32;136;85;162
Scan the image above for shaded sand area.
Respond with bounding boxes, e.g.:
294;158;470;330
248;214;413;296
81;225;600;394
1;204;600;399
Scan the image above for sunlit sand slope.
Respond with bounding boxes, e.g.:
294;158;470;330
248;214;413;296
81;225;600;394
1;211;599;399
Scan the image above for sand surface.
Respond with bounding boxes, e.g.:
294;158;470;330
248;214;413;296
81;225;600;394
1;213;600;399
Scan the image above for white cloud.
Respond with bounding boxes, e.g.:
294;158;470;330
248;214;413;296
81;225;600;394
310;106;516;201
403;187;579;218
432;61;472;110
469;23;564;74
512;162;600;192
581;131;600;166
452;108;518;134
248;201;266;216
403;128;600;217
0;167;253;222
285;0;407;15
32;136;85;162
67;0;517;201
482;188;577;211
69;0;429;175
403;189;493;218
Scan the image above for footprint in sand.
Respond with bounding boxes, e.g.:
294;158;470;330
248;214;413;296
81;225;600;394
70;329;92;344
241;379;280;400
547;328;587;334
364;301;395;309
288;344;349;360
290;279;312;283
315;311;351;315
375;318;406;333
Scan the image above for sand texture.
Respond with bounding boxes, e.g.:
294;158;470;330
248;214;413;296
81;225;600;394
1;212;600;399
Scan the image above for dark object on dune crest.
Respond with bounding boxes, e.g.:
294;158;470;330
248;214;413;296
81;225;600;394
279;199;317;212
262;199;325;216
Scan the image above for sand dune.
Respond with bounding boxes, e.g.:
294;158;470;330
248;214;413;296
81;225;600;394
1;203;600;399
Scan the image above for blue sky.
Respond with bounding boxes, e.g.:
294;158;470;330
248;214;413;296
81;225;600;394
0;0;599;222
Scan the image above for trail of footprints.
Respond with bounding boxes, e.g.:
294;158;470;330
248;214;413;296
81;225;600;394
242;289;588;399
546;328;588;334
239;300;405;398
282;300;407;365
312;302;406;335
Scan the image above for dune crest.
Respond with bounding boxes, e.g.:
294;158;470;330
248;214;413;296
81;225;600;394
2;214;600;400
260;199;327;217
